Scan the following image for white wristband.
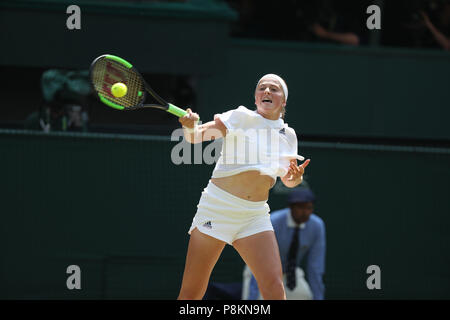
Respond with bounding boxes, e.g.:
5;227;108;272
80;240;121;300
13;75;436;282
183;125;197;134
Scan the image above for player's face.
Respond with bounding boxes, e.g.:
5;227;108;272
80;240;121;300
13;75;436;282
254;77;286;118
290;202;314;224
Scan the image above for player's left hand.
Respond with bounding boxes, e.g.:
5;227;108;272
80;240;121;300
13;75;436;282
287;159;310;181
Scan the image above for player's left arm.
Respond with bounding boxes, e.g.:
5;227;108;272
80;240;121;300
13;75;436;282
281;159;310;188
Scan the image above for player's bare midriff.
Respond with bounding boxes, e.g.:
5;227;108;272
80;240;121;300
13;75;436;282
211;170;274;202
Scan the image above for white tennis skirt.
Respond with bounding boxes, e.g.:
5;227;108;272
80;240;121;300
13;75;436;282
188;180;274;245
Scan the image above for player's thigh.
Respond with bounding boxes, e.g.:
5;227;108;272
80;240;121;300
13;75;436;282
180;228;226;285
232;230;283;280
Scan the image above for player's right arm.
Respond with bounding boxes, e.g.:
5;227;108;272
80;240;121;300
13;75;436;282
179;108;227;144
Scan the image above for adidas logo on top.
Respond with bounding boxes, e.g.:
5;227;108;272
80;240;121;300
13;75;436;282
202;221;212;229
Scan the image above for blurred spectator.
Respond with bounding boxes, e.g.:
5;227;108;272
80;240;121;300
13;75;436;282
242;188;326;300
228;0;450;50
227;0;300;40
24;69;91;132
24;106;47;132
307;0;369;46
384;0;450;50
227;0;368;44
310;22;360;46
420;6;450;50
66;104;89;132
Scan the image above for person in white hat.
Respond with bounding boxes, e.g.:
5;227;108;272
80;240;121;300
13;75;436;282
243;188;326;300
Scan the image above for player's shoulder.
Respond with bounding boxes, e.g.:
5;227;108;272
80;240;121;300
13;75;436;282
230;106;261;127
214;106;253;129
282;123;298;144
236;105;252;112
283;123;296;135
235;105;258;118
217;105;255;119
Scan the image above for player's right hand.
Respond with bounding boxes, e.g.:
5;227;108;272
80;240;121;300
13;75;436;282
179;108;200;129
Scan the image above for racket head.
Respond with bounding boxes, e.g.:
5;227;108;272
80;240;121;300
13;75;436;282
89;54;149;111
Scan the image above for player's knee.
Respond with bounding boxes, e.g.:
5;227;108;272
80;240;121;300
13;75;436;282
259;273;285;299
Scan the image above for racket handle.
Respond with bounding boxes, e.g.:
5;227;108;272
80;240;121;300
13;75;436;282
167;103;188;118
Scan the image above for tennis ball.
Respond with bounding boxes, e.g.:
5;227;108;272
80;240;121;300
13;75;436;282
111;82;127;98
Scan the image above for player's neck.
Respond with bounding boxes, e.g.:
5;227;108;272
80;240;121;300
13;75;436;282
256;109;282;121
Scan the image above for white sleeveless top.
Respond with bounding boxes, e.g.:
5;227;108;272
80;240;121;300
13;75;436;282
211;106;304;187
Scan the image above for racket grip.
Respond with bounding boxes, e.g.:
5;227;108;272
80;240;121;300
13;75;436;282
167;103;188;118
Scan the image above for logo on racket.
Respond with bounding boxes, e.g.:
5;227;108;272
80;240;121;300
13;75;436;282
102;61;127;98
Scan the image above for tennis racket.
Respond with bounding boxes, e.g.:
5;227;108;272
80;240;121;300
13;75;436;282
89;54;188;118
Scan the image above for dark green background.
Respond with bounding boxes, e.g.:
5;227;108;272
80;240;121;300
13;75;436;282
2;0;450;141
1;130;449;299
1;0;449;299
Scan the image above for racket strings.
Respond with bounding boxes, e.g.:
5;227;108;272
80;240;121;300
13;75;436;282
91;58;144;107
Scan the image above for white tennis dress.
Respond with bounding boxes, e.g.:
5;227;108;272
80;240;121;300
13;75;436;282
188;106;304;244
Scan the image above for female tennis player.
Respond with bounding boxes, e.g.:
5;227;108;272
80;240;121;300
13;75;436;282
177;74;310;300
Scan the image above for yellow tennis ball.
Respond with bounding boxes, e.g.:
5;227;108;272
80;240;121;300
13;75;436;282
111;82;127;98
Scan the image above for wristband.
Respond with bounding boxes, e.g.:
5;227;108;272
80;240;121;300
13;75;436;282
183;125;197;134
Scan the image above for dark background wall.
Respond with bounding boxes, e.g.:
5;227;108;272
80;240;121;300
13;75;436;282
1;130;449;299
1;0;449;299
2;1;450;140
202;40;450;141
